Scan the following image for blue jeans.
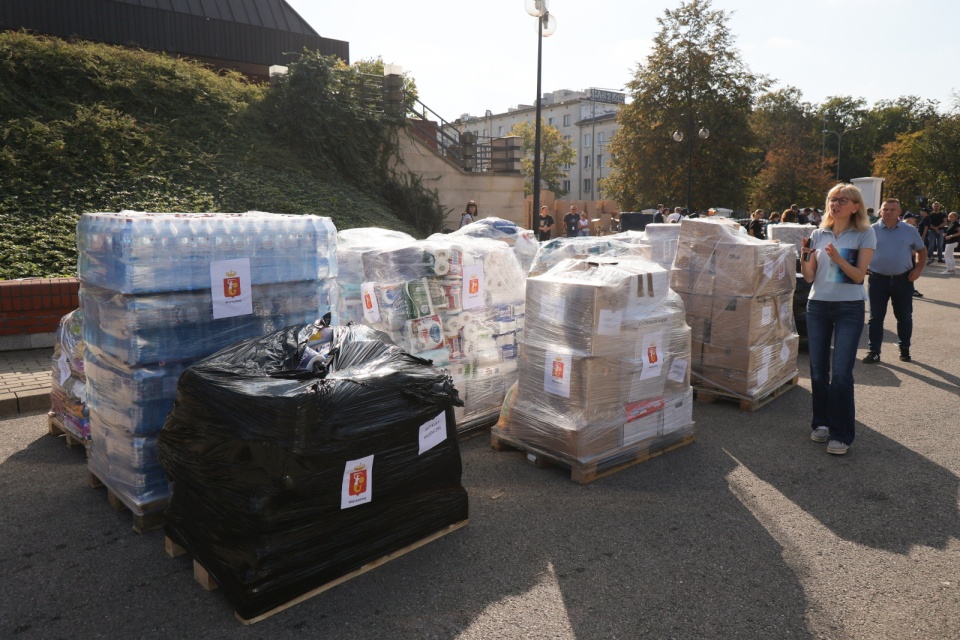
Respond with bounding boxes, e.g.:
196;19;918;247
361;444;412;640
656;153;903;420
867;275;913;353
927;229;944;260
806;299;865;445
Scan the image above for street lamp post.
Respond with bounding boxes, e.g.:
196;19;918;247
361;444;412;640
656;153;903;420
672;116;709;212
822;126;860;181
525;0;556;223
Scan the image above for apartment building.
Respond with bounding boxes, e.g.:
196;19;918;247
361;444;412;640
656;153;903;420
458;88;624;201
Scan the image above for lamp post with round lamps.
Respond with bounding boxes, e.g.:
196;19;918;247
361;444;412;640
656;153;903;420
822;126;860;181
672;116;709;212
524;0;556;224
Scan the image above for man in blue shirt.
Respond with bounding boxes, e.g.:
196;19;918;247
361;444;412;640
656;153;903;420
863;198;927;363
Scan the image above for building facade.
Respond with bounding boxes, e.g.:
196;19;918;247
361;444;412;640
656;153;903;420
458;88;624;201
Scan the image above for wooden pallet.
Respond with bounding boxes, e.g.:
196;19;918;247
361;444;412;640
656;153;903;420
47;411;89;454
693;373;800;412
491;430;696;485
87;469;165;534
164;520;469;625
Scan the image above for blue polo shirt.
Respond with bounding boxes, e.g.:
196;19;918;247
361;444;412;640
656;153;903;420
869;219;925;275
809;226;877;301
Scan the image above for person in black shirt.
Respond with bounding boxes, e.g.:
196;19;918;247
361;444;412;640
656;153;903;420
654;204;666;224
944;211;959;274
748;209;766;239
537;206;555;242
917;209;932;263
563;205;580;238
928;201;947;262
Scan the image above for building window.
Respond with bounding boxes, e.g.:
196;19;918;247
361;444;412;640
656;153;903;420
562;163;572;171
562;180;571;192
598;132;606;145
583;179;592;193
584;133;592;147
584;155;592;169
563;114;571;127
498;126;503;136
548;117;555;125
597;154;603;168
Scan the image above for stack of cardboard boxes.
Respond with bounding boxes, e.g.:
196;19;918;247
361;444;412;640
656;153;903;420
670;219;799;400
495;256;694;465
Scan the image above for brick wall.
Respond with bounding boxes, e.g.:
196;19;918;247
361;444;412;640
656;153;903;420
0;278;79;341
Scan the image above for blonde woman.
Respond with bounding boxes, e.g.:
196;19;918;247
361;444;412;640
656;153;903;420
748;210;766;239
799;183;876;455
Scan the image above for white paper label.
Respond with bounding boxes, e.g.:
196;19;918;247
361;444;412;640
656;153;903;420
780;301;791;322
418;412;447;455
539;295;566;324
210;258;253;319
761;305;773;326
360;282;381;323
757;363;769;387
341;454;374;509
667;358;688;383
72;380;87;403
597;309;622;336
57;353;71;386
543;351;572;398
639;331;665;381
781;341;791;363
461;264;485;310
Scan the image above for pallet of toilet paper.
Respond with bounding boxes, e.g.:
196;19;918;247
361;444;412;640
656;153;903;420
339;232;527;432
670;218;800;401
495;256;695;467
528;232;651;277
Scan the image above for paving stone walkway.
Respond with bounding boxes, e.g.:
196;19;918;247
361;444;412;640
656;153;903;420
0;348;53;416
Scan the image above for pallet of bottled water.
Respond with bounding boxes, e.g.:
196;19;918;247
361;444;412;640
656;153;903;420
77;211;337;294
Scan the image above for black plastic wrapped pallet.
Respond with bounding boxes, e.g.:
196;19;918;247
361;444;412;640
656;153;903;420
157;322;468;620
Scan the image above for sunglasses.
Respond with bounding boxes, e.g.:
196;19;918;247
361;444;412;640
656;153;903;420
829;197;854;205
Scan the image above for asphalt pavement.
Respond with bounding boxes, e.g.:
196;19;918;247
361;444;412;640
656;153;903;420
1;265;957;639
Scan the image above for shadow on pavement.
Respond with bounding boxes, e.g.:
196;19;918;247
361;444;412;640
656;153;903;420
714;385;960;555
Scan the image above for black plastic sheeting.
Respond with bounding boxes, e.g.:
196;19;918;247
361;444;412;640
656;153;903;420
158;322;468;620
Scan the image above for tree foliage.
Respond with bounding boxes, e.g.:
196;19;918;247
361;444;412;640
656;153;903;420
509;120;576;197
874;113;960;211
749;87;833;209
603;0;767;211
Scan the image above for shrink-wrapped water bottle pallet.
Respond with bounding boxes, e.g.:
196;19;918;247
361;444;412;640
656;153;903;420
490;429;695;485
87;469;166;534
693;372;800;412
47;411;89;455
162;520;470;625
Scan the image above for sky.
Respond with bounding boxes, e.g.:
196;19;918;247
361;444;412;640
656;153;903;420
290;1;959;122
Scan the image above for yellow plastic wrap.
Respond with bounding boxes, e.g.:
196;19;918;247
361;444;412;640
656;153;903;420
671;218;799;400
495;256;695;465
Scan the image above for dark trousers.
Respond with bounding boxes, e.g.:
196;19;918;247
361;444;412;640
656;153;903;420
867;275;914;353
807;300;864;445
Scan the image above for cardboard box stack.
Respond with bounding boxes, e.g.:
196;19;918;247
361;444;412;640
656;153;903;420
495;256;694;465
767;222;817;346
351;235;526;431
670;218;799;400
77;211;337;521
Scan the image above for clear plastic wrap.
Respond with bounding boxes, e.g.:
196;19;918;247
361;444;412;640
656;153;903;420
641;223;683;269
670;218;799;400
448;216;539;272
347;234;527;431
334;228;416;325
528;234;652;277
78;210;339;517
77;211;337;294
158;322;468;621
80;280;333;366
50;310;90;440
767;222;817;259
494;256;695;465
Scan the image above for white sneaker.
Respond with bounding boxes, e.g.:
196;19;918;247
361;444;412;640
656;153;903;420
811;426;829;443
827;440;849;455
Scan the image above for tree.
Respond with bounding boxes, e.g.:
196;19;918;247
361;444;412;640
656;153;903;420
874;114;960;211
509;120;576;197
749;87;833;209
603;0;767;211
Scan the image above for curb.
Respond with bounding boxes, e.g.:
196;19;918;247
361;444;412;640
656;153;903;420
0;389;51;417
